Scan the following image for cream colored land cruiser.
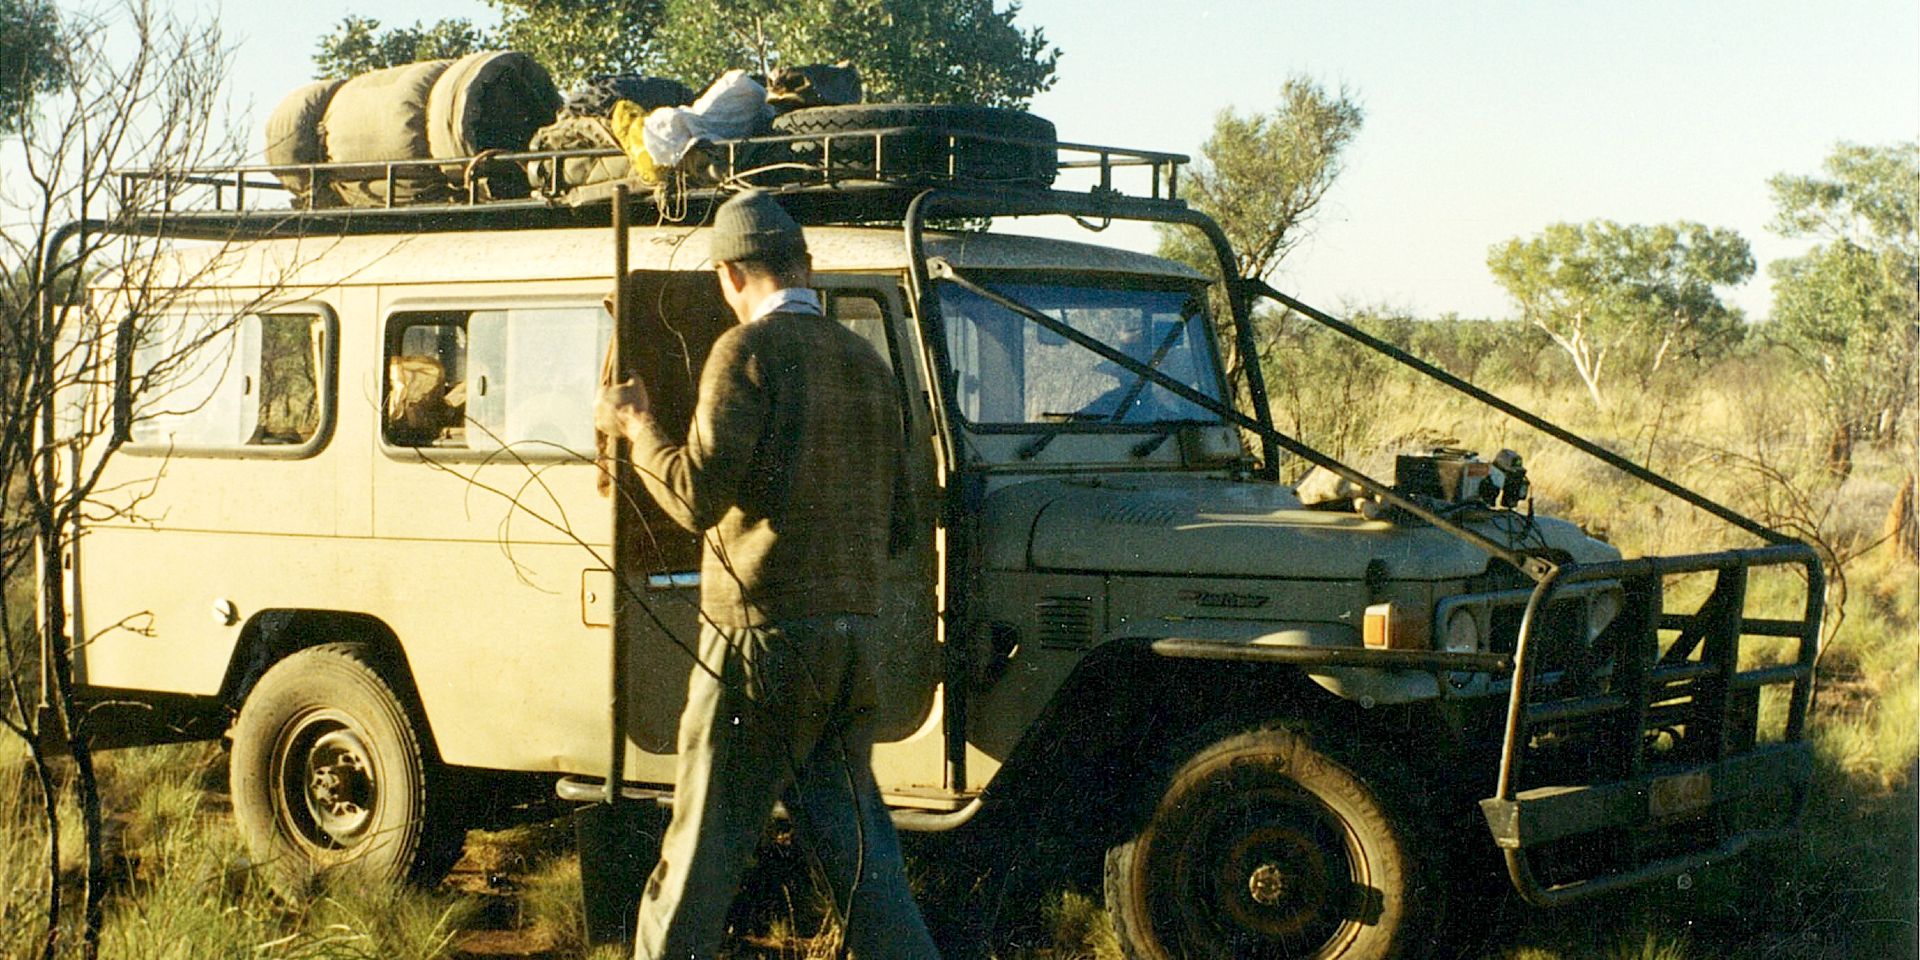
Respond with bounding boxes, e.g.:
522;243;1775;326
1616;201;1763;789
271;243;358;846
49;109;1821;959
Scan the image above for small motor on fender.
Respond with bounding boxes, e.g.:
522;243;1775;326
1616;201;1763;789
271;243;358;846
1490;448;1529;508
1395;447;1529;509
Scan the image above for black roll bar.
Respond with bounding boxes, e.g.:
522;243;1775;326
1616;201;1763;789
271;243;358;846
1245;280;1794;547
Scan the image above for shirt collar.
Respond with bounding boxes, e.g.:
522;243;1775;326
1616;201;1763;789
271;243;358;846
749;287;823;322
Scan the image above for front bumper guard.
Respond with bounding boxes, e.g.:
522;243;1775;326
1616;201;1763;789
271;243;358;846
1481;544;1821;906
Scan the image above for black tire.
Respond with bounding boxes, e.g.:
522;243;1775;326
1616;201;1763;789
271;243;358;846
770;103;1058;185
1105;727;1434;960
230;643;464;893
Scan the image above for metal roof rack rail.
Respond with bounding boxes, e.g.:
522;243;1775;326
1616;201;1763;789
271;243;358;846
109;125;1190;240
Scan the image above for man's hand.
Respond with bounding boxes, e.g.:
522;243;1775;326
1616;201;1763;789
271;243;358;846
595;378;652;441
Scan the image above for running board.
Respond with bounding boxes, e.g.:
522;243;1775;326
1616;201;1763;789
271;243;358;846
555;775;984;832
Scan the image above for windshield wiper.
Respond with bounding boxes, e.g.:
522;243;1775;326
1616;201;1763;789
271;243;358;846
1017;433;1056;460
1131;428;1176;458
1018;411;1106;459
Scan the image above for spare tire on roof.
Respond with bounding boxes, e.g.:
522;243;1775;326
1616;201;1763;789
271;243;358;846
770;104;1057;185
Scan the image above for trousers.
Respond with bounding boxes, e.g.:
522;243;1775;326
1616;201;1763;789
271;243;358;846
632;615;941;960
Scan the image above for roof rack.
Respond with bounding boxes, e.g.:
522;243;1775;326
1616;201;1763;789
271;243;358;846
110;125;1191;240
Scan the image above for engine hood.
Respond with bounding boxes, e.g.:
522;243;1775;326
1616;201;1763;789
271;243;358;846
979;474;1617;581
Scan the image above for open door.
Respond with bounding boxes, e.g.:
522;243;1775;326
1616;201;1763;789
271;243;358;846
604;270;735;757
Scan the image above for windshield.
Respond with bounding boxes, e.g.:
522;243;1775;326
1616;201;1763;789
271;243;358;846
937;278;1225;427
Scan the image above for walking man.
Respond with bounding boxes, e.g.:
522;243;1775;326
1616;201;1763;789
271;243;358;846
594;189;940;960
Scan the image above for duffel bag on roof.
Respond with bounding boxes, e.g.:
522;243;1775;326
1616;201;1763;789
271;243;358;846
264;51;560;208
263;77;347;207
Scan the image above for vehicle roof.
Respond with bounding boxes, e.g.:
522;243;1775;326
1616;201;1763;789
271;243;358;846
112;225;1208;290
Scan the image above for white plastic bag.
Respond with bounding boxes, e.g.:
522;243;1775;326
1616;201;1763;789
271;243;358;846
642;69;771;167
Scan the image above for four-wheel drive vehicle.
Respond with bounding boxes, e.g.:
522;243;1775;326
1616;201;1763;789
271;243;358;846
42;107;1821;958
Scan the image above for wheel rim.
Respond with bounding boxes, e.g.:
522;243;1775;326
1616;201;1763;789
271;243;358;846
1163;784;1366;958
274;710;379;853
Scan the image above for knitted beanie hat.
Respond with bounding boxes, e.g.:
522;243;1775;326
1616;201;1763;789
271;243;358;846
709;189;806;264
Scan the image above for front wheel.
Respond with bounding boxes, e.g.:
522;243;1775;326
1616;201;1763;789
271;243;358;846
230;643;463;892
1105;727;1434;960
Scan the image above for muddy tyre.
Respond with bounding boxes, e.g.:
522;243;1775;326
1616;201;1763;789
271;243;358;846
1105;727;1433;960
230;643;463;892
770;103;1058;185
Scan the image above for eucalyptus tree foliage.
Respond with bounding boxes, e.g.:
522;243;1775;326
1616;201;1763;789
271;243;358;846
487;0;664;91
1152;75;1364;399
1156;75;1365;285
0;0;65;133
1767;141;1919;451
1487;220;1753;409
312;3;661;89
311;0;1057;106
653;0;1058;106
312;15;485;78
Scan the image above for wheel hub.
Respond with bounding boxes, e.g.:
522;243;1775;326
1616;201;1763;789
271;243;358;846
280;718;379;849
1246;861;1289;906
1218;822;1335;938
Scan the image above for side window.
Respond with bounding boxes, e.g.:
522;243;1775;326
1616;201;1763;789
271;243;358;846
822;290;894;371
384;305;612;455
128;310;329;452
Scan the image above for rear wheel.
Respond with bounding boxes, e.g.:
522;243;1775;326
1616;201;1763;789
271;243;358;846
1105;727;1433;960
230;643;464;892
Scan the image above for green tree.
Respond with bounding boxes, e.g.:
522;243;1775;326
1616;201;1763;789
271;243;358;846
311;0;1057;105
1487;220;1753;408
487;0;663;90
313;15;484;78
1153;75;1364;399
0;0;65;132
1766;141;1919;459
653;0;1058;106
1157;76;1364;284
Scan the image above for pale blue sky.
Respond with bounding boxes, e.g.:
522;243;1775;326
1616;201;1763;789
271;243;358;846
211;0;1919;321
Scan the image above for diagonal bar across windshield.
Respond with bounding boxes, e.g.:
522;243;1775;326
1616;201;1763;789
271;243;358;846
927;257;1554;579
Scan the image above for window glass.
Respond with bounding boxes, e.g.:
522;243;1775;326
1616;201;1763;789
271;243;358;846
823;291;893;370
936;280;1223;426
385;305;612;455
129;311;326;449
256;314;324;443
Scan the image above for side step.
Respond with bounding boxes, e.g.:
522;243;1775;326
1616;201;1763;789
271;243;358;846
555;775;984;832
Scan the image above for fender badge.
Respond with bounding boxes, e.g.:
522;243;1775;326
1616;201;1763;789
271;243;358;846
1178;590;1270;610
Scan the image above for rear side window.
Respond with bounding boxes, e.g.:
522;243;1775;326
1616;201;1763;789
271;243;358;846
384;305;612;456
126;309;332;454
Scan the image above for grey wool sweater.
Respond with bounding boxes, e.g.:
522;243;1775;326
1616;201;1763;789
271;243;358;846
628;311;905;628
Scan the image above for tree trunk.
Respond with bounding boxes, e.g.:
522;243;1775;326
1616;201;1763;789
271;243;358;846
1886;472;1917;564
1541;325;1607;409
1824;422;1853;480
32;749;60;960
39;558;104;960
37;495;104;959
1649;328;1675;378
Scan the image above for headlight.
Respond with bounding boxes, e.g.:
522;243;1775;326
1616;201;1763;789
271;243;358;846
1442;606;1488;694
1443;606;1484;654
1588;587;1623;643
